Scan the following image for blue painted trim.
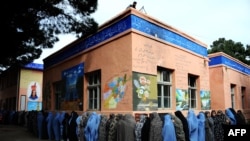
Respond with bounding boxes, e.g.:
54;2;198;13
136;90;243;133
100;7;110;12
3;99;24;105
209;56;250;75
45;14;207;68
25;63;43;70
131;15;207;56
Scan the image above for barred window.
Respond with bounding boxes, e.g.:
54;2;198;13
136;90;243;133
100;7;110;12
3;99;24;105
157;67;172;109
87;70;101;110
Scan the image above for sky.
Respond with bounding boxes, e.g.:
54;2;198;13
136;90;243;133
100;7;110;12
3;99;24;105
34;0;250;64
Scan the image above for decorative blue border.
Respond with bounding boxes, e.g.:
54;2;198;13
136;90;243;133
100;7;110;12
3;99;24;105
45;14;207;68
131;15;207;56
25;63;43;70
209;56;250;75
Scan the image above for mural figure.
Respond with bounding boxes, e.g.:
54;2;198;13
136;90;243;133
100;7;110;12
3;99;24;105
134;75;151;101
133;73;158;111
103;74;129;109
176;89;189;110
200;90;211;110
29;82;38;100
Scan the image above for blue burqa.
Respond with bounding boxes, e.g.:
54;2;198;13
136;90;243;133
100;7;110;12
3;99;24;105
197;112;205;141
187;110;199;141
162;114;177;141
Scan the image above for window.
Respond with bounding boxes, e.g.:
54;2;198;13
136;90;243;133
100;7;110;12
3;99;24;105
230;84;236;109
157;67;172;109
188;75;198;109
54;80;64;110
241;86;245;109
87;70;101;110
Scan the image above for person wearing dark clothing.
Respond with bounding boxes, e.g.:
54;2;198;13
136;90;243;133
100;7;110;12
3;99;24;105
141;116;151;141
98;114;108;141
135;114;147;141
213;110;229;141
204;111;214;141
229;108;244;125
170;113;185;141
175;110;190;141
236;110;247;125
68;111;78;141
149;112;163;141
127;1;137;9
106;113;118;141
211;110;216;119
117;114;136;141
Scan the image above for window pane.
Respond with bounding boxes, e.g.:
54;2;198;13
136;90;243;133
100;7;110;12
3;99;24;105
89;98;92;108
164;97;170;108
158;97;162;107
191;99;196;108
157;84;161;97
191;89;196;99
163;85;170;97
94;88;98;98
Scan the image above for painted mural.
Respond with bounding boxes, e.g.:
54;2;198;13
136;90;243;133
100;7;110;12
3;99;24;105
59;63;84;110
19;69;43;111
27;81;42;111
27;82;40;101
61;63;84;110
27;101;42;111
133;72;157;111
200;90;211;110
103;74;130;109
176;89;189;110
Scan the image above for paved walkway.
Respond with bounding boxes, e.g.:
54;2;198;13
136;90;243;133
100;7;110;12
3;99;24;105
0;124;49;141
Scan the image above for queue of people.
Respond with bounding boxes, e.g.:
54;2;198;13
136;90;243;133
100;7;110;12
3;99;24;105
0;108;248;141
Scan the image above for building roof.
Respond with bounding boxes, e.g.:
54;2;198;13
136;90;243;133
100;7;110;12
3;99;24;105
209;52;250;75
44;8;208;69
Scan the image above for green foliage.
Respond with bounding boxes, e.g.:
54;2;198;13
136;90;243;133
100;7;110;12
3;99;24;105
0;0;98;72
208;38;250;65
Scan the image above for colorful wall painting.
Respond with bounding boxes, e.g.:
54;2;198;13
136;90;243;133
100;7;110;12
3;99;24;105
133;72;158;111
61;63;84;110
176;89;189;110
62;63;84;101
27;82;40;101
103;74;130;109
26;81;42;111
200;90;211;110
27;101;42;111
19;69;43;111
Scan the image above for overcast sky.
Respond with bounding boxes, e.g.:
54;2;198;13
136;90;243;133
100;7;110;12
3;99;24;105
34;0;250;64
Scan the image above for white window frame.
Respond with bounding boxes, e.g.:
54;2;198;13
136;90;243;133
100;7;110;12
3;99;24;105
157;68;172;109
87;70;101;110
188;75;197;109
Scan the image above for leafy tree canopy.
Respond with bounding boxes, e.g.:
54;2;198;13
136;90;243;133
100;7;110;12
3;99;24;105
0;0;98;73
208;38;250;65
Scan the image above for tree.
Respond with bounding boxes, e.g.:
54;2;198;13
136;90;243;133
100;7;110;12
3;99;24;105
246;45;250;64
208;38;250;65
0;0;98;73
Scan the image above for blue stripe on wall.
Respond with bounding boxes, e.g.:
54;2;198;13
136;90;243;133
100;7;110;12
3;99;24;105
209;56;250;75
45;14;207;68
